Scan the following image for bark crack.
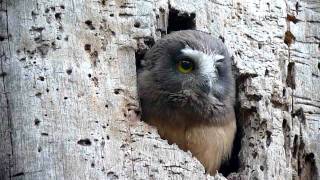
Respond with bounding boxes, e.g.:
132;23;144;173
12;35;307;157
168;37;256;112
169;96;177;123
0;0;13;179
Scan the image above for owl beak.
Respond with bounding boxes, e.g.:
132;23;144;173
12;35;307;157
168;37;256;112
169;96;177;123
199;77;213;95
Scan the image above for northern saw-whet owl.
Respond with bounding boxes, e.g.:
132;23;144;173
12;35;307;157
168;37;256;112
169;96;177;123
137;30;236;175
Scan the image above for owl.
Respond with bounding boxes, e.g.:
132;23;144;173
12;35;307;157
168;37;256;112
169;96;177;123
137;30;236;175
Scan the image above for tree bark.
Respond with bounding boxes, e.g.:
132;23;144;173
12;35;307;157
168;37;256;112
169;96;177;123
0;0;319;180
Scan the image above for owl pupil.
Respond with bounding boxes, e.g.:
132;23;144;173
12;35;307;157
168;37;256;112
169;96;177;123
181;61;192;69
177;59;194;73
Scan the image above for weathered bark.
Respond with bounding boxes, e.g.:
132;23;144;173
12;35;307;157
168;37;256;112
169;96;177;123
0;0;319;180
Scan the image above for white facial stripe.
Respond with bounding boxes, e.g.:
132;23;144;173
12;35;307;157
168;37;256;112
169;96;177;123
213;54;224;61
181;48;224;63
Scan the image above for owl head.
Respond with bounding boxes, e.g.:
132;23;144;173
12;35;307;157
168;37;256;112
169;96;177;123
138;30;235;124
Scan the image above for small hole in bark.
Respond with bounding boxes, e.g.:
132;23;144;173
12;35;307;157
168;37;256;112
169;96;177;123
66;68;72;75
260;165;264;171
46;88;49;92
34;118;40;126
286;62;296;89
110;13;114;17
252;152;258;158
85;20;95;30
167;7;196;33
37;146;42;152
266;130;272;147
64;97;68;100
218;35;225;43
34;36;41;42
77;138;92;146
41;132;49;136
114;89;123;95
101;0;106;5
84;44;91;51
265;69;269;76
134;21;141;28
45;8;50;13
60;5;65;9
318;62;320;70
35;92;42;97
258;42;263;49
50;7;55;11
88;74;92;78
55;13;62;20
0;35;5;41
38;76;45;81
282;88;286;96
106;135;110;140
102;125;106;129
91;162;95;167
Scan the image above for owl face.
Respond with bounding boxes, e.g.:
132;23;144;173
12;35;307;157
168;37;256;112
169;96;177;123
138;30;234;123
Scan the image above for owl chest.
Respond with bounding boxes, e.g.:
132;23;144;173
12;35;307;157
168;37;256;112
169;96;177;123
149;118;236;174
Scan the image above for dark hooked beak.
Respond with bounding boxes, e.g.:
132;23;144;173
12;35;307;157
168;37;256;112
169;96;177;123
198;77;212;95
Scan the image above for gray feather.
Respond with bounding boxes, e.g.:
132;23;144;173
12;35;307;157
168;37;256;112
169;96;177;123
138;30;235;125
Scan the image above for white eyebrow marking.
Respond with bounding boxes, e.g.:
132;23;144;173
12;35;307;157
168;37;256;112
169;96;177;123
213;54;224;61
181;48;224;62
180;47;224;82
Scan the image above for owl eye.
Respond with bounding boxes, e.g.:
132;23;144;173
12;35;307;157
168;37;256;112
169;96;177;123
177;60;194;73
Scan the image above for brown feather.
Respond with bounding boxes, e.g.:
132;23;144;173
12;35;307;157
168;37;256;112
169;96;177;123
148;112;236;175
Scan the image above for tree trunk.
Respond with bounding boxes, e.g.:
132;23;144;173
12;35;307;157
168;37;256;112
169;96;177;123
0;0;319;180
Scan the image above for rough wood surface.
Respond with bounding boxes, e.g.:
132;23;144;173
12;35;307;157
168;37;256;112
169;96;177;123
0;0;319;180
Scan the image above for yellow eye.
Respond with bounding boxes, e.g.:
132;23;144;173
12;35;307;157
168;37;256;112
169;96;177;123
177;60;194;73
